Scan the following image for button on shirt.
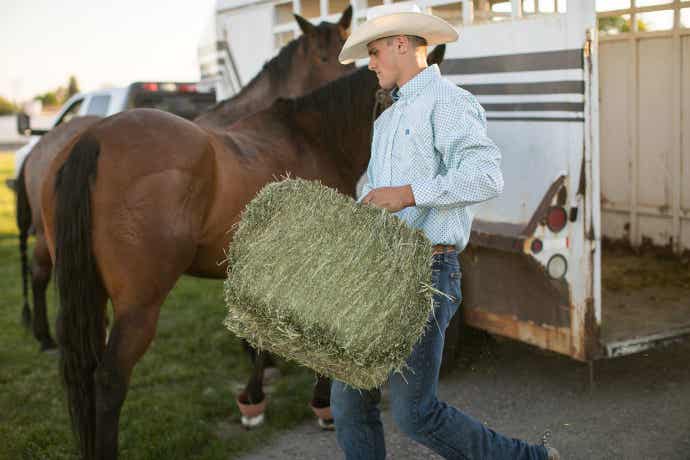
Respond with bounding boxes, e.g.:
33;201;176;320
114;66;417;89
358;64;504;252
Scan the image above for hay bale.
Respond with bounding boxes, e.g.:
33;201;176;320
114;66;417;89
223;178;436;389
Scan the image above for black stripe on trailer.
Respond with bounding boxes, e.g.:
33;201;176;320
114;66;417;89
461;80;585;95
440;48;584;74
482;102;584;112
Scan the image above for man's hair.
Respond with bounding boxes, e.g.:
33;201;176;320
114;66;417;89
384;35;428;48
406;35;428;47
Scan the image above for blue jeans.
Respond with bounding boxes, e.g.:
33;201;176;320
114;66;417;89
331;250;547;460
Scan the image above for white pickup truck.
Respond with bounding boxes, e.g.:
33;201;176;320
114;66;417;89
9;81;216;189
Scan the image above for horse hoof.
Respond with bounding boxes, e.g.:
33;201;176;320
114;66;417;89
317;417;335;430
310;404;334;430
310;403;332;420
241;413;265;429
236;395;267;429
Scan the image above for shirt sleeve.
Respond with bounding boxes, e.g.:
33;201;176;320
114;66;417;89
356;124;379;203
409;96;504;209
356;166;373;203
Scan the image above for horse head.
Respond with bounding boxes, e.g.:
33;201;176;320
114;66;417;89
293;5;355;92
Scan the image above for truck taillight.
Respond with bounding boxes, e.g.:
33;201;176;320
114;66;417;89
547;206;567;233
142;83;158;91
178;84;197;93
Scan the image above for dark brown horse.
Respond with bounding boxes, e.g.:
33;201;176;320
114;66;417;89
42;46;444;459
15;7;353;352
195;8;353;129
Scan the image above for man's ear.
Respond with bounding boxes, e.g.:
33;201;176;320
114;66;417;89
394;35;408;54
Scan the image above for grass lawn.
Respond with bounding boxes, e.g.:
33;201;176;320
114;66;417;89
0;153;317;459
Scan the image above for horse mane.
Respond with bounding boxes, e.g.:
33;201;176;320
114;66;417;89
285;67;379;156
199;35;304;119
245;37;303;90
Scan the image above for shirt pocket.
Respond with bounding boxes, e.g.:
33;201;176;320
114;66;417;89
397;127;437;180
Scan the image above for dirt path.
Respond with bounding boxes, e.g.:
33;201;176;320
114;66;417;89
237;335;690;459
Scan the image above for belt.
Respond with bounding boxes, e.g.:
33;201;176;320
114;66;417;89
432;244;456;255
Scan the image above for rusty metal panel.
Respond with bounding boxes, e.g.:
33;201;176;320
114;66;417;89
463;308;577;359
459;247;571;328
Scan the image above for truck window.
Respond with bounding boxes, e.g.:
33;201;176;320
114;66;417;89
128;88;216;120
86;95;111;116
55;99;84;126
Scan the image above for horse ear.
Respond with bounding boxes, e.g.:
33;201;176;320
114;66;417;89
338;5;353;31
295;14;317;35
427;44;446;66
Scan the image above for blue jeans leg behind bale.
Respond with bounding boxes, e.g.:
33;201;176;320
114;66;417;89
331;250;548;460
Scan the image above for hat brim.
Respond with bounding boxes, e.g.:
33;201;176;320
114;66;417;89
339;12;459;64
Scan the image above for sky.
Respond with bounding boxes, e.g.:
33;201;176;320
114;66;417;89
0;0;216;103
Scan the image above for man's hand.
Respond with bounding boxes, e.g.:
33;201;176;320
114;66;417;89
361;185;416;212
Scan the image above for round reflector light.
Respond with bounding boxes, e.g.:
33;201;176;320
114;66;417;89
531;238;543;254
547;254;568;280
546;206;568;233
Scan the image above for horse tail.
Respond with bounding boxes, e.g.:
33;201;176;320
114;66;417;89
54;133;107;459
15;159;33;329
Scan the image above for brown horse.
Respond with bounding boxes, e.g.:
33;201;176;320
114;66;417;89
15;7;353;352
17;116;102;351
42;47;444;459
195;8;353;129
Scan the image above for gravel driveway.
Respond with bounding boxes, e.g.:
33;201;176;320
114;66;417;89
237;331;690;460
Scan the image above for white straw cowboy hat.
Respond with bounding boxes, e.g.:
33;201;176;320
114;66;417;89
339;2;459;64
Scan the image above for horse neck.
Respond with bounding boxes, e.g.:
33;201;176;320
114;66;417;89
195;49;308;128
295;92;375;189
195;75;274;129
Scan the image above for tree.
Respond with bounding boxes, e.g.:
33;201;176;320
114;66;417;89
67;75;80;98
598;15;648;34
0;95;17;115
35;91;59;108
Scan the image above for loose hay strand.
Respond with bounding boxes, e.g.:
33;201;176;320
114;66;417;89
223;178;435;389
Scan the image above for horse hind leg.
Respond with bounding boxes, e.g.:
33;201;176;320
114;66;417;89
311;374;334;430
237;348;268;429
94;302;162;460
241;339;282;383
32;236;57;351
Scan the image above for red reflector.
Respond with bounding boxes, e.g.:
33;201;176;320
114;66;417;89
531;239;543;254
142;83;159;91
178;84;197;93
546;206;568;233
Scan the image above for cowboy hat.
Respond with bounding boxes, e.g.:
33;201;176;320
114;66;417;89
338;2;459;64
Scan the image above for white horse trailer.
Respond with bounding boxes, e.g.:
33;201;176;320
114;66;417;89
199;0;690;363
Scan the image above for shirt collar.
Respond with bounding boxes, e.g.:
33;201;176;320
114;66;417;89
391;64;441;102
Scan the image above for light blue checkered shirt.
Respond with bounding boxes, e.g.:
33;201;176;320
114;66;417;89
358;64;504;251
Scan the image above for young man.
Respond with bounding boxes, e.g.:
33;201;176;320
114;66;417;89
332;3;559;459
